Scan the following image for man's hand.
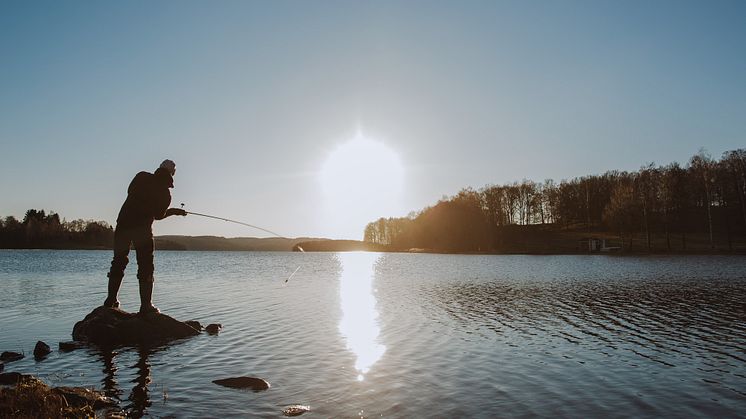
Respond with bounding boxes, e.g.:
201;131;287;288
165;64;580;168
166;208;188;217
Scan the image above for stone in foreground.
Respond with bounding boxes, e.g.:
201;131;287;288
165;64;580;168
52;386;117;409
0;372;40;385
213;376;270;391
0;351;24;362
283;405;311;416
72;307;200;346
205;323;223;335
0;374;119;418
0;372;22;385
33;341;51;359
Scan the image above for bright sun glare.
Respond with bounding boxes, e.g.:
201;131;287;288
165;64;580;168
319;132;405;238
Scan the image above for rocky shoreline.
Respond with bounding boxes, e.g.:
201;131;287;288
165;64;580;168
0;372;119;418
0;307;311;417
0;307;220;417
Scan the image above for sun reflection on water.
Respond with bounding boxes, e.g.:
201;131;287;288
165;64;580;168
338;252;386;381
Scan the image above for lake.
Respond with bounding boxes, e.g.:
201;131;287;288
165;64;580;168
1;250;745;418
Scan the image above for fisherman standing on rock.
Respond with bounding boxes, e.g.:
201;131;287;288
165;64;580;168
103;159;187;314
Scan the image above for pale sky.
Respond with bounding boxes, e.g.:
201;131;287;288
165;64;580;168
1;1;744;239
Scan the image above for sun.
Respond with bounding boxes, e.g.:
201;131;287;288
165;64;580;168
319;133;405;239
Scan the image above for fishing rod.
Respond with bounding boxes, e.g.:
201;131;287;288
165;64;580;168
180;204;299;242
184;211;287;239
180;204;304;283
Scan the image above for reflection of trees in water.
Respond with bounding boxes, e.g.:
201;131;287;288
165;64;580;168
433;279;746;363
98;345;161;418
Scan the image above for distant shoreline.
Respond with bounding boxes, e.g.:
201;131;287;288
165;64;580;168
2;236;744;256
2;223;744;255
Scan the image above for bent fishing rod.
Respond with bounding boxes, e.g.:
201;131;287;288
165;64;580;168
180;204;304;282
185;211;287;239
180;203;296;242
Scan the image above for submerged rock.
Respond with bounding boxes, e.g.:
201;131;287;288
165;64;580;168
72;307;200;346
0;351;24;362
185;320;203;331
205;323;223;335
52;386;117;409
283;405;311;416
58;341;85;352
33;341;51;359
212;376;270;391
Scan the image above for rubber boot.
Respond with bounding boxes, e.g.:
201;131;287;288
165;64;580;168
103;273;122;309
138;279;160;315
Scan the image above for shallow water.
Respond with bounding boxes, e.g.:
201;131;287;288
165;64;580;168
1;251;745;418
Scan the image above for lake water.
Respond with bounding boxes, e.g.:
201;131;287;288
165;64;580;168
1;251;745;418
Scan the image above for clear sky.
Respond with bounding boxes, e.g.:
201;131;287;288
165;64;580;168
1;1;744;239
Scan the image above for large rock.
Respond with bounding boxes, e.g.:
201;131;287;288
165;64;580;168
72;307;200;346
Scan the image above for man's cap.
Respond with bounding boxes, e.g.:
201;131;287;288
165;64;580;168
159;159;176;176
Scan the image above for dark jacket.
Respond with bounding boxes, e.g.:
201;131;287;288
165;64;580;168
116;168;173;229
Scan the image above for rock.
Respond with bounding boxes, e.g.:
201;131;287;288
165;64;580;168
0;361;3;372
0;351;24;362
33;341;51;359
0;372;37;385
205;323;223;335
72;307;200;346
52;386;118;409
212;376;270;391
0;372;23;384
0;374;119;417
283;405;311;416
185;320;202;331
59;341;85;352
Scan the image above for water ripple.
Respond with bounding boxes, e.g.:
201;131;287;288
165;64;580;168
1;251;746;417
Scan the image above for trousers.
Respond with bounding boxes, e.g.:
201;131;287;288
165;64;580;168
108;225;155;282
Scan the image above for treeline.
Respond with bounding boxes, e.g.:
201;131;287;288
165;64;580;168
364;149;746;253
0;209;114;249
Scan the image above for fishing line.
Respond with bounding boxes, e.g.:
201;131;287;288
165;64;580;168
285;266;301;284
181;204;304;283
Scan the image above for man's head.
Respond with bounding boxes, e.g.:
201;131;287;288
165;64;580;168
159;159;176;176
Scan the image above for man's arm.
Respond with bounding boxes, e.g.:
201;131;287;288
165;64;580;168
161;208;187;218
153;188;173;220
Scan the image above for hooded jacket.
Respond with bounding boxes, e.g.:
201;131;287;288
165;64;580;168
116;168;173;229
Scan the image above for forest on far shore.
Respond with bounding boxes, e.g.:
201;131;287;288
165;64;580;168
364;149;746;253
3;149;745;254
0;209;114;249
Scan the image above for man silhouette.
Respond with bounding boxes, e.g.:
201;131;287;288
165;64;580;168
103;159;187;314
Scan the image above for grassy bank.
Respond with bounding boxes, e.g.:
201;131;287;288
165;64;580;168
0;376;103;419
